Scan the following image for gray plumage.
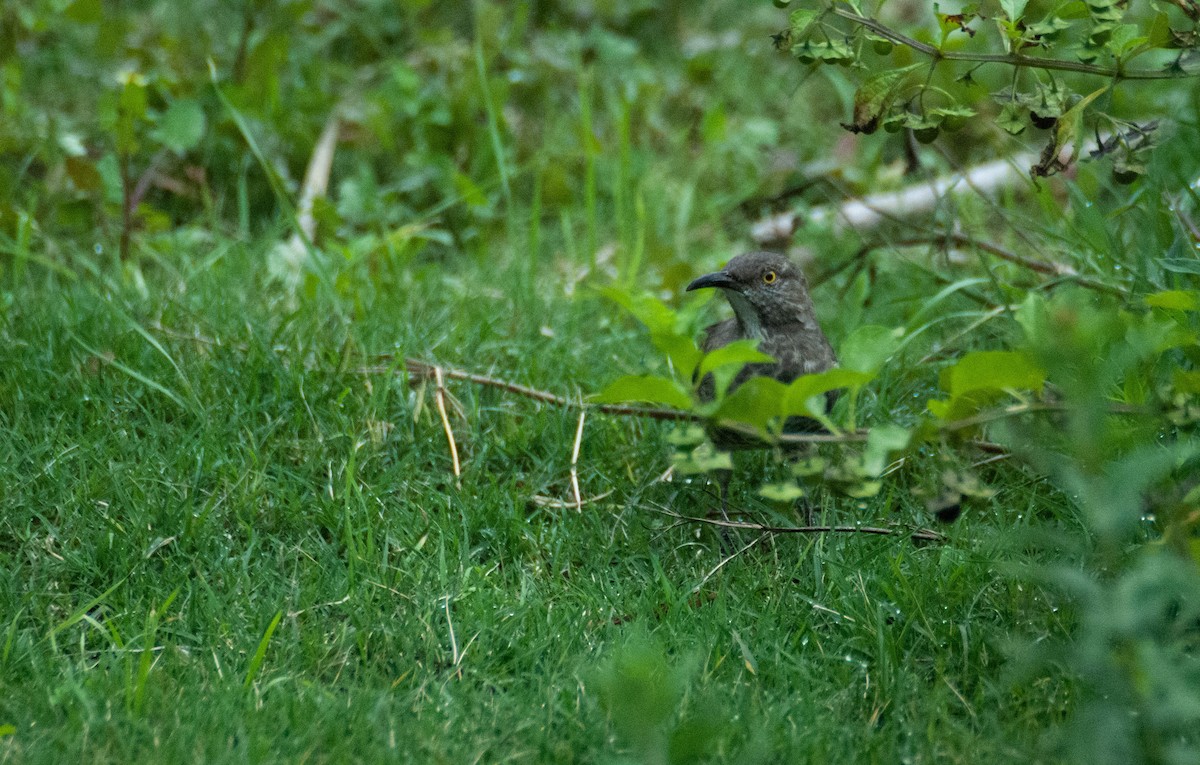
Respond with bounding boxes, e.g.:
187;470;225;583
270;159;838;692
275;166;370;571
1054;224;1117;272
687;251;837;448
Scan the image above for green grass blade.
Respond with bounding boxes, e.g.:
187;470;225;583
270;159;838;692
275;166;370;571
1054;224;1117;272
243;610;283;690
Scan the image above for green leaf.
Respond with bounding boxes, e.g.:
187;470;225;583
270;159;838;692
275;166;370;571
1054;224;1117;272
243;609;283;689
793;39;854;65
600;286;678;334
1026;15;1072;37
1105;24;1146;57
1174;369;1200;394
839;324;903;375
863;423;911;475
673;441;733;475
783;367;870;417
116;70;149;154
154;98;206;154
453;171;489;208
928;106;977;119
713;376;789;432
927;388;1003;421
759;481;806;502
65;156;103;193
650;330;702;380
1000;0;1028;22
667;424;707;446
1034;85;1107;176
1015;292;1050;346
997;102;1027;135
593;375;693;410
789;8;819;37
698;339;773;380
941;350;1046;397
791;455;828;477
842;64;921;134
844;480;883;498
1147;11;1172;48
65;0;102;23
928;350;1045;421
1146;290;1200;311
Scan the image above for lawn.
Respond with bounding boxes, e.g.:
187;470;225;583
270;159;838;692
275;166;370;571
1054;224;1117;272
0;238;1072;762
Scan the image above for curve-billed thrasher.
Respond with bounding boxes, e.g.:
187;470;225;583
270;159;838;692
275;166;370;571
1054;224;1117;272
687;250;838;444
686;251;838;526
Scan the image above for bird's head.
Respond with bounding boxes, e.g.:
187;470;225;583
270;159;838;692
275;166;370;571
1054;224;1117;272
686;251;816;339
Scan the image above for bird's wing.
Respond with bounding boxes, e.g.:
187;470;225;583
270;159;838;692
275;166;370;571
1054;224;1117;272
699;318;740;353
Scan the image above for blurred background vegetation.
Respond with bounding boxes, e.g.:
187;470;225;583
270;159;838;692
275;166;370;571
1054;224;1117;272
4;0;856;276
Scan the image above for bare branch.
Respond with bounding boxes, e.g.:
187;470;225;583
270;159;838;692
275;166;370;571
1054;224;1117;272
361;357;698;422
651;505;946;544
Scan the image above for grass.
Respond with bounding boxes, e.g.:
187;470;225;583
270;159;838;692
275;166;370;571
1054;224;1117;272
0;232;1076;763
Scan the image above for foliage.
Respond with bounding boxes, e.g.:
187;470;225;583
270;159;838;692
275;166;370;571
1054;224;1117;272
589;6;1200;762
602;173;1200;763
772;0;1200;180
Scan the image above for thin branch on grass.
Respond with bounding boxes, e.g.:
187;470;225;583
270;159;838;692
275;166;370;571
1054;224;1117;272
361;358;1153;450
287;595;351;618
693;532;771;591
653;506;945;543
530;489;615;509
361;358;696;422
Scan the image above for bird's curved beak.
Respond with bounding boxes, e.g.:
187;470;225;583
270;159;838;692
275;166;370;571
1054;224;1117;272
686;270;737;292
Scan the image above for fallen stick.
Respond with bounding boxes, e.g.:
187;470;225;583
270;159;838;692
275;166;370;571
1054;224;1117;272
653;506;945;543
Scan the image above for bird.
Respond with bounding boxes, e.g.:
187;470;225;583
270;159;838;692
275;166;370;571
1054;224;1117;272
685;251;838;525
687;250;838;442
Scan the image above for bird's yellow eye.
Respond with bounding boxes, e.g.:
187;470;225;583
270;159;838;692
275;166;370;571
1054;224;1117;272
762;270;777;285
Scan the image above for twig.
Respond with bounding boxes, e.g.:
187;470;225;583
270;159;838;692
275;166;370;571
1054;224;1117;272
653;506;945;543
570;409;586;512
530;489;615;509
724;420;869;444
970;440;1010;455
360;357;1153;449
897;234;1072;278
360;358;697;422
888;234;1124;295
433;366;461;484
694;533;769;591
